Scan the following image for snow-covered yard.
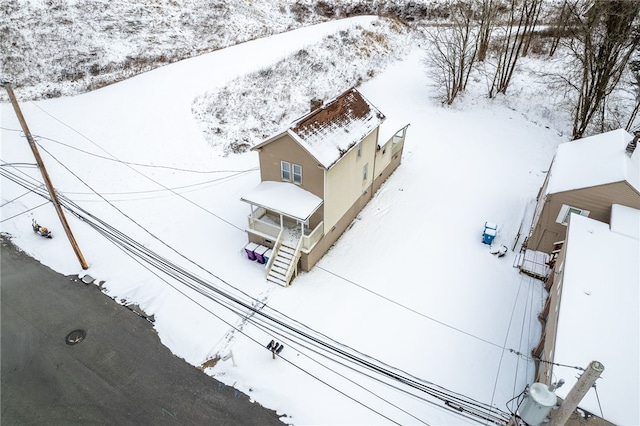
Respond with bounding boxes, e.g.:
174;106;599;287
1;17;568;425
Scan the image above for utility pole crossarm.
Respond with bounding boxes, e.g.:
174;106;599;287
2;82;89;270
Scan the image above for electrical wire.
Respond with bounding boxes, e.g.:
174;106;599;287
0;158;581;426
28;102;247;231
0;106;583;423
34;133;258;175
593;384;604;419
316;265;508;351
0;163;585;375
0;190;33;207
1;165;511;425
0;201;50;223
488;270;524;419
12;104;562;378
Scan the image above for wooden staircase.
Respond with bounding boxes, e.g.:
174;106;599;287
266;242;300;287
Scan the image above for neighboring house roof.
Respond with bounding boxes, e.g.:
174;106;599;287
240;181;323;222
545;128;640;195
253;87;386;169
552;207;639;426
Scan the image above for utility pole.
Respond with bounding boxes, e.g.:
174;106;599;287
2;82;89;270
548;361;604;426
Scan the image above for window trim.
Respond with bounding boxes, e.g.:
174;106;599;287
556;204;590;226
281;161;291;181
292;163;302;184
363;163;368;180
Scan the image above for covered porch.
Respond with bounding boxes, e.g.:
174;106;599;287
241;181;324;253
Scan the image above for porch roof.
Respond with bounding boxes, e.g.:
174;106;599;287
240;181;323;222
377;118;409;147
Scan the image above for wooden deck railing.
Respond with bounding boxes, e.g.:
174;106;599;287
302;221;323;251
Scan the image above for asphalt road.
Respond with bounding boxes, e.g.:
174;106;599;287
1;236;283;425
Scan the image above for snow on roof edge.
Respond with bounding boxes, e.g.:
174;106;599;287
553;213;639;426
240;181;323;222
545;129;637;195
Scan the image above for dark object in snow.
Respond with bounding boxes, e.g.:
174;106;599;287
32;219;52;238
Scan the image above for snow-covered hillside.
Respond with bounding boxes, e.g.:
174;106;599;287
192;18;418;154
1;0;440;101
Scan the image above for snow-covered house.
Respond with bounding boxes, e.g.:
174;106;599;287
533;204;639;426
526;129;640;255
241;87;409;286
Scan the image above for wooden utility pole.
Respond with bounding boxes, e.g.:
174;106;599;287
548;361;604;426
2;82;89;270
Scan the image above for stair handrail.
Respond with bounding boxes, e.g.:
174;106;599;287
282;237;303;286
265;228;284;278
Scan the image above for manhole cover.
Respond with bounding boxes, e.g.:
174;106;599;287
65;329;86;345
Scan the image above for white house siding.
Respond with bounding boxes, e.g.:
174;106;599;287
323;129;377;231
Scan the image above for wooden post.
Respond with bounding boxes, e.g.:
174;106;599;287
2;82;89;270
548;361;604;426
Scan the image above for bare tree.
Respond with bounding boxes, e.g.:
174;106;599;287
549;1;571;57
424;1;479;104
489;0;544;97
520;0;543;56
477;0;498;61
564;0;640;139
625;59;640;132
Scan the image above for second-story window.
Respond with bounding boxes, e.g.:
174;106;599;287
357;143;362;157
293;164;302;184
281;161;291;180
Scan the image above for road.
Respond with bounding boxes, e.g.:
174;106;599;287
1;236;283;425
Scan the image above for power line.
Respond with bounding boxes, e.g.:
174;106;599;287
0;157;440;423
0;189;33;208
0;109;580;421
0;161;583;377
319;265;512;352
28;102;246;232
0;201;50;223
35;133;258;175
1;165;511;425
19;103;535;370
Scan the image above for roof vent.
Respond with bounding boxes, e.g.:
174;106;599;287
626;132;639;156
310;97;323;112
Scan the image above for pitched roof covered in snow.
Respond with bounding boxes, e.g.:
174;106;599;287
253;87;386;169
545;129;640;195
552;209;639;426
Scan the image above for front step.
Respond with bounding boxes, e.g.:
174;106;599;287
266;244;298;287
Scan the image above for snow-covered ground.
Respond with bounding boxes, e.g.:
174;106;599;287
1;16;568;425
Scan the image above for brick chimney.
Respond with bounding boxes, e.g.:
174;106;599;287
310;97;323;112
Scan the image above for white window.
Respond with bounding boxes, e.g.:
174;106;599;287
556;204;590;226
281;161;291;181
293;164;302;184
363;163;368;180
